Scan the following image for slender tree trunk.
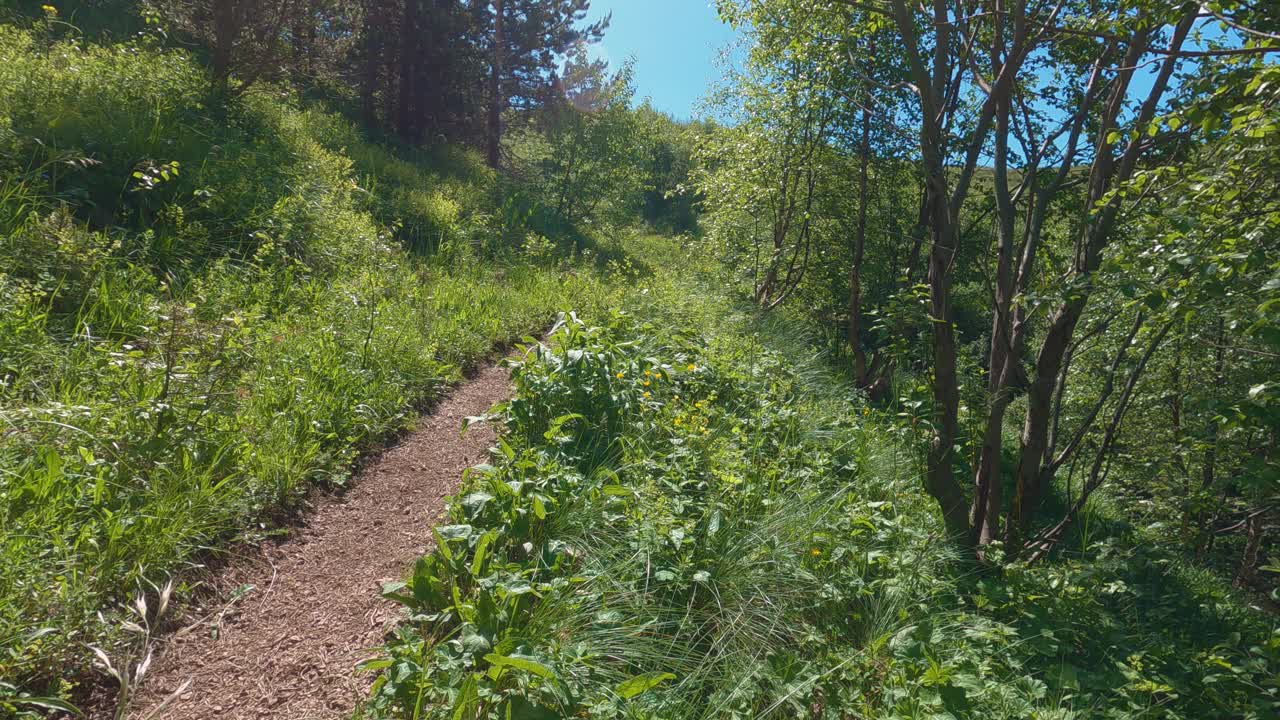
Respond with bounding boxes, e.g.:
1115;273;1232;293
904;186;928;287
886;0;969;540
1234;510;1263;589
1194;318;1227;555
921;146;968;538
1011;299;1085;538
555;128;581;221
487;0;505;169
925;208;968;540
1025;320;1173;562
396;0;421;141
757;231;785;304
212;0;240;91
972;31;1016;546
291;11;309;78
849;91;872;383
360;3;382;129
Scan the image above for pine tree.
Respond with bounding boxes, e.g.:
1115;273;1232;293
482;0;608;167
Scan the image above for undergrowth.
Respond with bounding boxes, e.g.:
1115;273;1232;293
367;238;1279;719
0;20;620;712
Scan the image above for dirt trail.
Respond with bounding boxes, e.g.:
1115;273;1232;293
126;364;511;720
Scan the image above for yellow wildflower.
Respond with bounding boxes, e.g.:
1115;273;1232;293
687;363;697;372
643;391;651;398
810;547;822;557
616;371;625;379
674;417;683;426
643;380;651;387
42;5;57;15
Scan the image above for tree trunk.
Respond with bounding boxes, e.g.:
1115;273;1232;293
1025;320;1172;562
1194;318;1227;556
886;0;969;541
486;0;505;169
849;91;871;383
923;168;968;539
396;0;421;141
904;186;928;287
972;46;1016;547
212;0;240;91
1234;510;1263;589
1010;299;1085;539
360;2;382;129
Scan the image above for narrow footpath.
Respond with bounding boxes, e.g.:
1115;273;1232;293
126;364;512;720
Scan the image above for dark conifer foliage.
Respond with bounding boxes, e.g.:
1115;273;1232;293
111;0;607;149
368;0;608;151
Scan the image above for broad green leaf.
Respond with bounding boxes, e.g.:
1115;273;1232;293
484;653;556;679
471;530;495;577
616;672;676;699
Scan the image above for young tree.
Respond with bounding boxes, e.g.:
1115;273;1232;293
518;52;643;228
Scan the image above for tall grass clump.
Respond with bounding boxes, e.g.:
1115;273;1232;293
0;19;614;711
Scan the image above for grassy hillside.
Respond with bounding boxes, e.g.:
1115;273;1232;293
0;19;620;710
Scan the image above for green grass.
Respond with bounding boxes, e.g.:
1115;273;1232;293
364;237;936;718
365;234;1279;720
0;20;626;712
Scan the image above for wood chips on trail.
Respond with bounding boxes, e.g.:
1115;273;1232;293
121;364;512;720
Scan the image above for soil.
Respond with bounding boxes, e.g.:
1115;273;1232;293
121;363;512;720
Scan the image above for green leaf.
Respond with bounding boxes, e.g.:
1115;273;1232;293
356;657;394;672
437;524;473;540
506;697;559;720
461;492;494;517
13;697;81;713
471;530;495;577
432;526;454;562
484;653;556;679
616;672;676;699
460;626;491;655
452;675;478;720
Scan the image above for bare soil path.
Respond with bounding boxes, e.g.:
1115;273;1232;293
126;364;511;720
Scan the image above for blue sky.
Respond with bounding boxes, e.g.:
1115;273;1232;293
581;1;740;120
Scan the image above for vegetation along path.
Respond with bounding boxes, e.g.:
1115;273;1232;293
128;364;513;720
